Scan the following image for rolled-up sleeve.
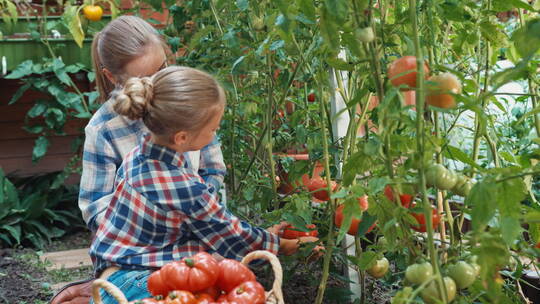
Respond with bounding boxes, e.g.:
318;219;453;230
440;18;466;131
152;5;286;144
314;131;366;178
198;136;226;192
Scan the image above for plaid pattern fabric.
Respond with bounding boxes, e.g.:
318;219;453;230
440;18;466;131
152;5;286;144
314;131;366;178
89;136;279;274
79;100;226;232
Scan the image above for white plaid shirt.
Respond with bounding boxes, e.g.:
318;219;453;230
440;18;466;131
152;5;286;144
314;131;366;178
79;100;226;232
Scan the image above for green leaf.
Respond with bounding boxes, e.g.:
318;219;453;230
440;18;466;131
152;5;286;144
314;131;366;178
32;136;50;163
511;18;540;59
326;57;355;71
2;225;21;244
21;193;45;220
443;145;482;170
27;102;47;118
467;180;498;231
500;217;522;246
496;176;527;217
5;60;34;79
63;5;85;48
236;0;248;11
324;0;348;24
298;0;316;22
320;8;340;52
231;56;245;74
348;251;378;271
4;177;20;207
9;82;32;105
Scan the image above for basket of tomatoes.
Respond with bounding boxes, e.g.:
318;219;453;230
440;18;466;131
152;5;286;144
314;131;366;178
91;250;284;304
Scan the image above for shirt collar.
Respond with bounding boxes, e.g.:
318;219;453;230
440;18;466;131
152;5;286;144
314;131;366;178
140;134;188;168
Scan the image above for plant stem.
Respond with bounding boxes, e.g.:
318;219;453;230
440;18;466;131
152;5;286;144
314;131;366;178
355;237;366;304
409;0;447;302
314;82;337;304
265;55;278;207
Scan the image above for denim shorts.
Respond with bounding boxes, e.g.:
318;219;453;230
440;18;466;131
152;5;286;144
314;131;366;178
91;269;152;304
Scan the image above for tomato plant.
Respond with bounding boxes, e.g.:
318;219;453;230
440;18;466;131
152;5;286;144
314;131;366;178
282;224;318;239
160;252;219;293
387;56;429;89
216;259;256;293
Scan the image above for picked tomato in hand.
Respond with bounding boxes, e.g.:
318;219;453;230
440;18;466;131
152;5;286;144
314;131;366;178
334;196;376;236
282;224;318;239
384;185;413;208
387;56;429;89
82;5;103;21
307;178;337;201
410;206;441;233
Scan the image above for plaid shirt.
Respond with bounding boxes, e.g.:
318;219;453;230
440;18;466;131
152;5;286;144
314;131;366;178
89;136;280;274
79;100;226;232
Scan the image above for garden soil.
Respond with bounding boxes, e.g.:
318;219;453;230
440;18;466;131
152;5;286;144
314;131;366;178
0;230;392;303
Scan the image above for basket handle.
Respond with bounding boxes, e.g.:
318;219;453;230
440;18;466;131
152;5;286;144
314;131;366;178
241;250;284;304
92;279;129;304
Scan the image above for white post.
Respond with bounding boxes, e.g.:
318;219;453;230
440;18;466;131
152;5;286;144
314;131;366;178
329;50;361;301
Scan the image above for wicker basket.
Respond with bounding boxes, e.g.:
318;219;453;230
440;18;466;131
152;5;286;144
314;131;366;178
92;250;285;304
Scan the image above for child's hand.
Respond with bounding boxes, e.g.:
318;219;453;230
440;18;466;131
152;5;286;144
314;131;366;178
266;221;290;235
278;236;320;256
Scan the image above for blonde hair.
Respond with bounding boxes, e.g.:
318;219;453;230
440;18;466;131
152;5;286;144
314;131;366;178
91;15;171;102
113;66;226;141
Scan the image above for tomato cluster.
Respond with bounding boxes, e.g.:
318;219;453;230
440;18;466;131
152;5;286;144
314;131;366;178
387;56;461;109
140;252;265;304
425;163;474;196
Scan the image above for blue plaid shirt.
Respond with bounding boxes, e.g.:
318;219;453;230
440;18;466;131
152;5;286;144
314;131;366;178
79;100;226;232
89;136;280;274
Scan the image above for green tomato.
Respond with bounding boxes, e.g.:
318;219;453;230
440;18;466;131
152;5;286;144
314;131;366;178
425;164;458;190
405;262;433;285
252;16;264;31
391;287;413;304
356;27;375;43
366;257;389;279
452;175;473;197
420;277;457;304
448;261;477;289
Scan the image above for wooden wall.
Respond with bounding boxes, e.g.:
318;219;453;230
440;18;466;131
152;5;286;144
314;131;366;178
0;76;90;180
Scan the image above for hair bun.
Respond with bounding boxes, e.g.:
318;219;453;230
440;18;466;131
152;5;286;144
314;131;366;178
113;76;154;120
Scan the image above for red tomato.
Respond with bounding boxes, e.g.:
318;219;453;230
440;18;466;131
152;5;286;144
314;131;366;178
536;242;540;249
384;185;413;208
226;281;266;304
129;298;161;304
334;196;376;235
165;290;196;304
410;207;441;233
194;293;215;304
402;90;416;107
148;270;170;297
285;101;295;114
282;224;319;239
307;178;337;201
160;252;219;293
308;92;316;102
387;56;429;89
199;286;221;300
215;259;256;293
426;72;462;109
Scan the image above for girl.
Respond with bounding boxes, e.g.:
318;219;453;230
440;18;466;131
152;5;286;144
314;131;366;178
90;66;310;303
79;15;226;233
